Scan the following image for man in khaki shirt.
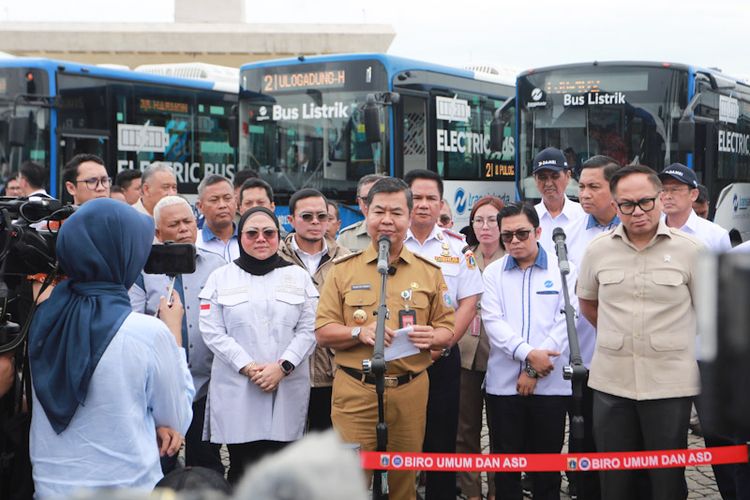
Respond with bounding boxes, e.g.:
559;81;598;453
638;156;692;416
316;177;454;500
336;173;384;251
576;165;703;500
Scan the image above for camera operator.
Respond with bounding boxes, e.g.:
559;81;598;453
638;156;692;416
28;198;194;498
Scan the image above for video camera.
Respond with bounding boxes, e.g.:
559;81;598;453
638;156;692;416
0;196;76;354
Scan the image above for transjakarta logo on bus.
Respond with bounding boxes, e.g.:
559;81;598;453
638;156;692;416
436;96;471;123
255;102;351;121
453;187;511;216
527;88;547;108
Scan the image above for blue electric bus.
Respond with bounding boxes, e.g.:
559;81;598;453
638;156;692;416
0;58;238;199
509;61;750;239
238;53;516;228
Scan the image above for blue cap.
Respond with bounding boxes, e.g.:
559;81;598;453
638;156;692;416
532;147;568;174
658;163;698;188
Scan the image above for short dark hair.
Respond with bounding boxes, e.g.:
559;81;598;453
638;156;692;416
197;174;232;198
239;178;274;205
357;173;385;197
365;177;413;211
234;168;259;189
110;185;125;195
19;161;46;190
327;200;340;220
289;188;327;215
581;155;622;182
498;202;540;230
696;184;709;204
609;164;661;195
403;169;443;198
115;168;142;189
62;154;105;186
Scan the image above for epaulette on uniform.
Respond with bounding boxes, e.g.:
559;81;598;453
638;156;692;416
338;221;361;235
413;252;441;269
443;229;465;241
332;250;362;264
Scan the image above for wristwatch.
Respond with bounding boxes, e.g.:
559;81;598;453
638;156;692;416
524;362;539;379
279;359;295;376
351;326;362;340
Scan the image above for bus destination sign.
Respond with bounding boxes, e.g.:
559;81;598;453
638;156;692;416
263;70;346;92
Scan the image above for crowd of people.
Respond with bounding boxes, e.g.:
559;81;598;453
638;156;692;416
0;148;747;500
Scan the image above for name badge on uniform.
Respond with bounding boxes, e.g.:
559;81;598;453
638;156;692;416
399;309;416;329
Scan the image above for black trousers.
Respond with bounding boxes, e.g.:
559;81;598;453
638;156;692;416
307;386;333;432
567;379;601;500
486;393;568;500
592;390;691;500
226;440;288;485
422;344;461;500
160;396;223;475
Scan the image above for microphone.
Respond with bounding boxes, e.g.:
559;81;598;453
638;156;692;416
552;227;570;275
377;235;391;275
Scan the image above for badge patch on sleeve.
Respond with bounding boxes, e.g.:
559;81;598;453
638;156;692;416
465;251;477;270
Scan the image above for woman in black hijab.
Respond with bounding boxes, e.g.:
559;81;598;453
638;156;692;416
199;206;318;484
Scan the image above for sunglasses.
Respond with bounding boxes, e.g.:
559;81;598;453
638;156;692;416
243;228;278;240
299;211;329;223
500;228;534;243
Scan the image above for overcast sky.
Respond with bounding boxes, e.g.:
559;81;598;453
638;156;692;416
1;0;749;78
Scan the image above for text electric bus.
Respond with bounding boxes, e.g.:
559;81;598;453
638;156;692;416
511;61;750;239
0;58;238;199
238;53;516;228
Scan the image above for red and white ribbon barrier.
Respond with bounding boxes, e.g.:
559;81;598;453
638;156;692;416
360;445;748;472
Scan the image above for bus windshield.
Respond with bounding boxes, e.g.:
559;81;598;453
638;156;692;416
517;65;688;199
0;68;51;179
239;90;385;203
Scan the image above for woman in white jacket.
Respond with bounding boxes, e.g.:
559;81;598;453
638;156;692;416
200;206;318;484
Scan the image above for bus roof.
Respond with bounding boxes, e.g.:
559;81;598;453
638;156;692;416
0;57;237;93
518;60;750;88
240;53;515;87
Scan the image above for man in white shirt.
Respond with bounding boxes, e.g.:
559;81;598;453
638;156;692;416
563;155;622;500
658;163;731;252
532;148;585;255
482;202;575;499
403;169;482;500
133;162;178;217
17;161;50;198
195;175;239;263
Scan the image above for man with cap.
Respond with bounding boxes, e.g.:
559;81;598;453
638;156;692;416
532;147;585;256
659;164;730;252
659;164;740;498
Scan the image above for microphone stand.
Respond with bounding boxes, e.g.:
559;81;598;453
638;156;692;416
555;232;588;455
363;253;390;499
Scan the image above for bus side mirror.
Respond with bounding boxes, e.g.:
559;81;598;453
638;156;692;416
679;118;695;152
364;94;381;144
9;116;30;147
228;105;238;149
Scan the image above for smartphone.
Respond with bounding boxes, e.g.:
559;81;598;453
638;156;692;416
144;243;196;275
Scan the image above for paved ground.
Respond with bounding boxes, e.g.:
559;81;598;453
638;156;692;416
215;417;721;499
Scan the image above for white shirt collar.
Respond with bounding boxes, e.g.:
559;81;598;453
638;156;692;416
291;234;328;258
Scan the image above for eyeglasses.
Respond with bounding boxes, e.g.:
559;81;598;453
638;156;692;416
243;228;278;240
439;214;452;225
76;176;111;189
661;186;691;196
500;228;534;243
299;212;329;223
472;216;498;227
616;197;657;215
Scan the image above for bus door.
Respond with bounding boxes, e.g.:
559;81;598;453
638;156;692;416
394;91;429;178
